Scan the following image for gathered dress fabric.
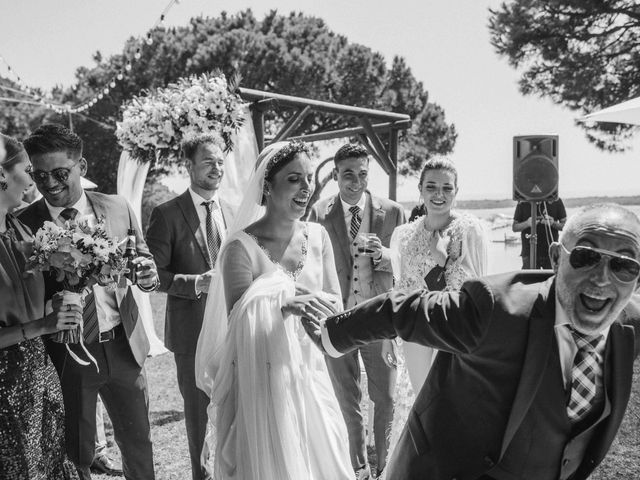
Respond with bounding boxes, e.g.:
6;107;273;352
208;222;352;480
0;215;77;480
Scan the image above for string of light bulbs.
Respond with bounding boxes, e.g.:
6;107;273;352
0;0;182;115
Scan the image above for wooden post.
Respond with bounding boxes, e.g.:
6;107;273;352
251;105;264;152
388;129;398;201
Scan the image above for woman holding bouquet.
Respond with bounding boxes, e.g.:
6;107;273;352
196;141;352;479
0;134;81;480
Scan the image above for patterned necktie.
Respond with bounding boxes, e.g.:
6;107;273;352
59;207;78;223
202;201;221;266
567;329;604;424
349;205;361;240
82;290;99;344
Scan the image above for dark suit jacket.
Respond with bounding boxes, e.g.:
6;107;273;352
19;191;153;366
325;271;640;480
145;190;234;355
308;191;405;305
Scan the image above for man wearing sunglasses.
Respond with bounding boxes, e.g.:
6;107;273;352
303;203;640;480
19;123;158;480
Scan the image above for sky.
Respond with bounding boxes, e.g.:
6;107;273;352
1;0;640;201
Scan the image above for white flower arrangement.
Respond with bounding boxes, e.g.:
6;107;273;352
116;72;245;167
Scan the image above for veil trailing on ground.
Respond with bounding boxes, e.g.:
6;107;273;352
194;141;292;397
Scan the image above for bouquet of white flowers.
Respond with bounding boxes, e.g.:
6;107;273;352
116;72;245;168
27;218;128;344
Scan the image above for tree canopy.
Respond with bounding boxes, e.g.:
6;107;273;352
489;0;640;151
2;9;456;194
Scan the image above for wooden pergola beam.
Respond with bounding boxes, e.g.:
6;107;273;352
240;87;408;123
359;117;396;170
272;106;312;143
357;133;392;176
286;119;411;143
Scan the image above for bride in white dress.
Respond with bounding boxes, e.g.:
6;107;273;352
195;141;352;480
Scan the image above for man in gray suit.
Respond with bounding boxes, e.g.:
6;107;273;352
20;124;158;480
146;134;234;480
308;143;405;479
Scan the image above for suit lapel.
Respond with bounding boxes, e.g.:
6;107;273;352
326;196;352;270
85;191;113;235
500;278;556;458
34;197;53;224
369;192;386;236
177;191;210;268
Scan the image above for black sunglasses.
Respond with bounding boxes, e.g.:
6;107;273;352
29;161;79;184
560;243;640;283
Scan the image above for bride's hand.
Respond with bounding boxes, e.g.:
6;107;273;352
282;291;339;319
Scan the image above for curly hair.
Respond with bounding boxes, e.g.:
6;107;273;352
23;123;82;158
181;133;225;162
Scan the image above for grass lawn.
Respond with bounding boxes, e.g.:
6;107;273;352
93;292;639;480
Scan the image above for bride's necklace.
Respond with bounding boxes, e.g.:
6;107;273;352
249;223;309;280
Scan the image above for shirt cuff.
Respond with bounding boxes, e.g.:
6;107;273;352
320;320;343;358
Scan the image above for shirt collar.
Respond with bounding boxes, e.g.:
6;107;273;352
45;190;88;221
189;188;219;208
340;193;366;217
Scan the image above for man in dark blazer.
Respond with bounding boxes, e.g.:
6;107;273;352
306;204;640;480
308;143;405;479
146;134;234;480
20;124;158;480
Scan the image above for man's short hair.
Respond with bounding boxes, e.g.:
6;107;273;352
560;203;640;244
181;134;224;162
334;143;369;166
23;124;82;158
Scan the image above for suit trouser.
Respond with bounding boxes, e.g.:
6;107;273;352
47;326;155;480
174;352;210;480
325;340;396;472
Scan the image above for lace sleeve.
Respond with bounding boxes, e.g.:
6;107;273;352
445;215;488;291
390;226;403;283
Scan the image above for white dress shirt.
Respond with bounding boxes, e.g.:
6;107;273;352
188;188;227;245
340;194;366;236
46;192;120;333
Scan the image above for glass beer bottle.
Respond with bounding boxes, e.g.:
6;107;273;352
124;228;137;284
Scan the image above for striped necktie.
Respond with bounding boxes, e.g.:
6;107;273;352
349;205;361;240
567;330;604;424
202;200;221;266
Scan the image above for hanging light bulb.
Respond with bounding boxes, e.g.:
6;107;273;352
117;71;124;80
103;87;109;94
125;62;132;71
98;93;104;100
134;48;142;60
146;33;153;45
110;80;116;88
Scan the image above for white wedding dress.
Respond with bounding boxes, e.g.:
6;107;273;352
207;222;352;480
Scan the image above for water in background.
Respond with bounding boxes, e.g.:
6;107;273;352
458;205;640;276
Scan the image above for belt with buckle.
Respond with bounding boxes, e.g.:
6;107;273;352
98;324;123;343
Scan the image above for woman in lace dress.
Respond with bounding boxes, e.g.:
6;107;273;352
387;157;488;453
0;134;81;480
195;141;352;480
